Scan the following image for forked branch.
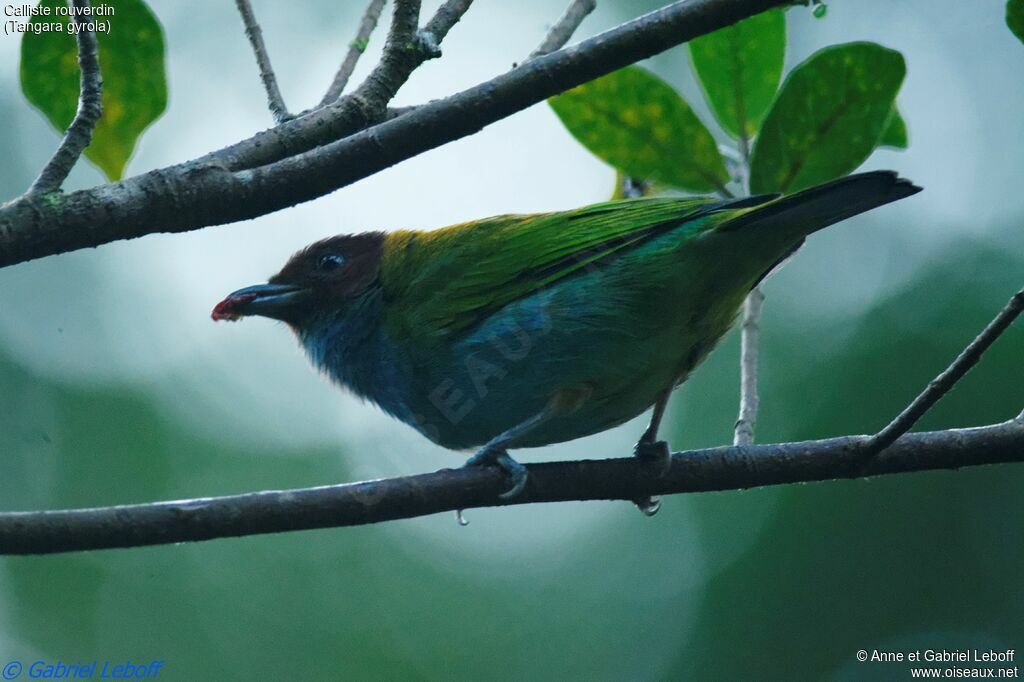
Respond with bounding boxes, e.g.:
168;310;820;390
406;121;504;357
320;0;389;104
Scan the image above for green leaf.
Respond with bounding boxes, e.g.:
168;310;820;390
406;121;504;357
878;107;908;150
687;9;785;140
550;66;729;194
1009;0;1024;44
20;0;168;181
749;42;905;195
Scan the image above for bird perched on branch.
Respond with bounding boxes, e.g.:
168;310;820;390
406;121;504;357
213;171;920;500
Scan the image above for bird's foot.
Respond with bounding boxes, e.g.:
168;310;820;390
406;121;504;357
634;438;671;477
463;447;529;500
632;438;670;517
634;438;670;462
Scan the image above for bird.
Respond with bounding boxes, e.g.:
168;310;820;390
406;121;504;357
212;171;920;500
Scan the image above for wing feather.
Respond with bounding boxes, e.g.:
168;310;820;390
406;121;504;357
380;196;756;338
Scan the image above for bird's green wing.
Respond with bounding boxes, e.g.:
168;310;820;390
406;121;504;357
381;196;755;337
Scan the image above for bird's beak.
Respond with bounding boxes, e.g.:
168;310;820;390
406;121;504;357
211;283;309;322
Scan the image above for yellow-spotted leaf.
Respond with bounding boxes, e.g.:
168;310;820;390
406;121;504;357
688;9;785;140
749;42;905;194
20;0;167;181
550;66;729;194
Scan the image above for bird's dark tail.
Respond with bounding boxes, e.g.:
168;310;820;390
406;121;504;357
722;171;922;239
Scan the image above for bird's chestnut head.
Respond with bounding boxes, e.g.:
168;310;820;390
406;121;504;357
212;232;385;328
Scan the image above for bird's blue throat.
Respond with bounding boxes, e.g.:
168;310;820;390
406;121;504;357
296;289;419;430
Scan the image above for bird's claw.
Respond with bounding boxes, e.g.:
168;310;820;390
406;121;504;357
463;448;529;499
495;453;528;499
632;439;669;516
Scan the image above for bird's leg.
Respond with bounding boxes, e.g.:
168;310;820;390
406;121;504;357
462;408;554;500
632;389;673;517
634;389;672;463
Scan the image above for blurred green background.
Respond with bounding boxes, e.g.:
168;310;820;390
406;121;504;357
1;1;1023;679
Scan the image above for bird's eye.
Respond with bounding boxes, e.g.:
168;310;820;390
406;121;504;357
317;254;346;272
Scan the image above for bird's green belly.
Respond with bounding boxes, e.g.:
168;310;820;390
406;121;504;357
407;230;754;451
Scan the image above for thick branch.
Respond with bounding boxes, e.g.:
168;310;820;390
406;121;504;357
734;286;764;445
0;0;783;268
1;421;1022;555
27;0;102;195
319;0;388;105
234;0;290;123
863;288;1024;454
530;0;597;59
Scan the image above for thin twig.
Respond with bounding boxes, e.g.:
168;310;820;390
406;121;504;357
234;0;290;123
1;420;1022;555
320;0;388;105
422;0;474;40
731;100;757;445
27;0;102;195
862;287;1024;454
530;0;597;59
736;134;751;194
334;0;471;125
737;132;751;167
734;286;764;446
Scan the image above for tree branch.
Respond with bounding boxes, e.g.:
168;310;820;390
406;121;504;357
234;0;290;123
1;420;1021;556
530;0;597;59
353;0;427;108
862;287;1024;454
0;0;783;268
734;286;764;445
422;0;474;42
319;0;388;105
27;0;102;195
195;0;472;175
